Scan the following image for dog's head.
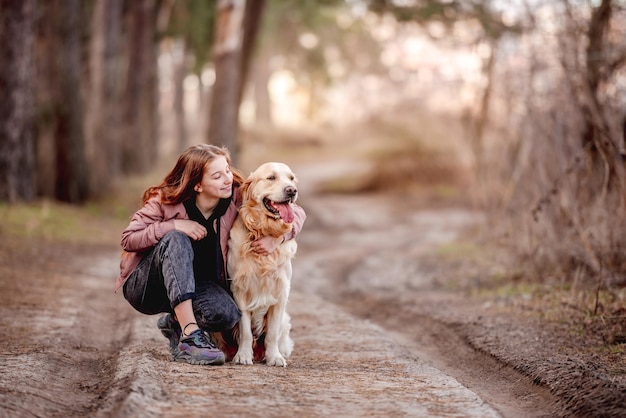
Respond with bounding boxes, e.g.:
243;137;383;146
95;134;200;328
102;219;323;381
239;162;298;238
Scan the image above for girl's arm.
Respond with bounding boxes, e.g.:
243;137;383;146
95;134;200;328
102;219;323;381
121;198;176;252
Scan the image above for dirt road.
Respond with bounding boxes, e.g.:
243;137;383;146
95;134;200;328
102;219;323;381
0;159;623;417
0;203;552;417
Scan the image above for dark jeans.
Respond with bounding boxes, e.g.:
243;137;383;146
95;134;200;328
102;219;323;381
123;230;241;332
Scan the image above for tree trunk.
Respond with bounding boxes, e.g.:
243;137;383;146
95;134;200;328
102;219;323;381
35;1;59;198
103;0;125;180
582;0;623;197
0;0;37;203
86;0;108;195
467;39;497;209
85;0;124;196
54;0;89;203
238;0;265;104
173;40;188;154
254;49;273;127
209;0;246;161
122;0;159;174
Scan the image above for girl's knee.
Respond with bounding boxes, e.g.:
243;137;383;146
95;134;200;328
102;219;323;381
196;303;241;331
159;230;193;255
223;306;242;330
162;230;191;245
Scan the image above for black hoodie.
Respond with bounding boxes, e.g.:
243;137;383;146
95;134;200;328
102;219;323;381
183;195;231;287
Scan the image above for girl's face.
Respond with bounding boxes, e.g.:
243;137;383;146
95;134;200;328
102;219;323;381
194;156;233;200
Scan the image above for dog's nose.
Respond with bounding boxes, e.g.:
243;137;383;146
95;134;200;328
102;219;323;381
284;186;297;197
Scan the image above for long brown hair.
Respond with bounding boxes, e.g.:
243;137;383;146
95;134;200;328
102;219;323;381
142;144;244;205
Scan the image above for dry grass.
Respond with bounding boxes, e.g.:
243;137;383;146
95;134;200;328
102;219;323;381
359;144;464;192
478;140;626;291
428;229;626;377
283;103;474;201
0;163;166;248
0;200;127;246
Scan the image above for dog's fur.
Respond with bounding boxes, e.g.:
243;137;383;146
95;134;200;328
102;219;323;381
227;162;299;366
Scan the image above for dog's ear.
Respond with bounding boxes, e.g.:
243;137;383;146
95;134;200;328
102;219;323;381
240;178;254;203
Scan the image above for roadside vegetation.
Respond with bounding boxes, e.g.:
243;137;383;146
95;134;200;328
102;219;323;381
308;101;625;376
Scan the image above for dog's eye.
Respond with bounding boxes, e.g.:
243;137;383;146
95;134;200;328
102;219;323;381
267;175;276;180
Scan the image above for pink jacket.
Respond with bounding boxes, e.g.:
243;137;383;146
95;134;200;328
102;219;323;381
115;187;306;292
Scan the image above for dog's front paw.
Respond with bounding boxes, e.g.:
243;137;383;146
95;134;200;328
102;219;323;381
232;350;254;365
265;354;287;367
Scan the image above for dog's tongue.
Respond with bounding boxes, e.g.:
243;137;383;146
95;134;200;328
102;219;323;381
274;202;295;223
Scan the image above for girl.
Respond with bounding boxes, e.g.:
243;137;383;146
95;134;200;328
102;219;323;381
115;144;306;365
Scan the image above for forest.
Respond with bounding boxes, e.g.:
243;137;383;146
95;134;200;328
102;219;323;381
1;1;625;307
1;1;626;416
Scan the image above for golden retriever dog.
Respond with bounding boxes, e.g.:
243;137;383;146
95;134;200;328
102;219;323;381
227;162;299;366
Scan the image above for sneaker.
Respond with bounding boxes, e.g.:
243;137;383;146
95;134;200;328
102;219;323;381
157;313;181;354
174;329;225;365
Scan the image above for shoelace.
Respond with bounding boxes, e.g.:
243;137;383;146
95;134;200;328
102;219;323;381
201;331;219;349
187;329;218;349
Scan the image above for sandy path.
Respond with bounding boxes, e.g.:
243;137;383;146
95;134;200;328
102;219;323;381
0;160;561;418
0;205;506;418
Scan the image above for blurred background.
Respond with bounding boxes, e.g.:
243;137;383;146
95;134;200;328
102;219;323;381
1;0;625;291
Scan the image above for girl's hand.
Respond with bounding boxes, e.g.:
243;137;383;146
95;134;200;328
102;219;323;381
251;236;284;255
174;219;207;241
